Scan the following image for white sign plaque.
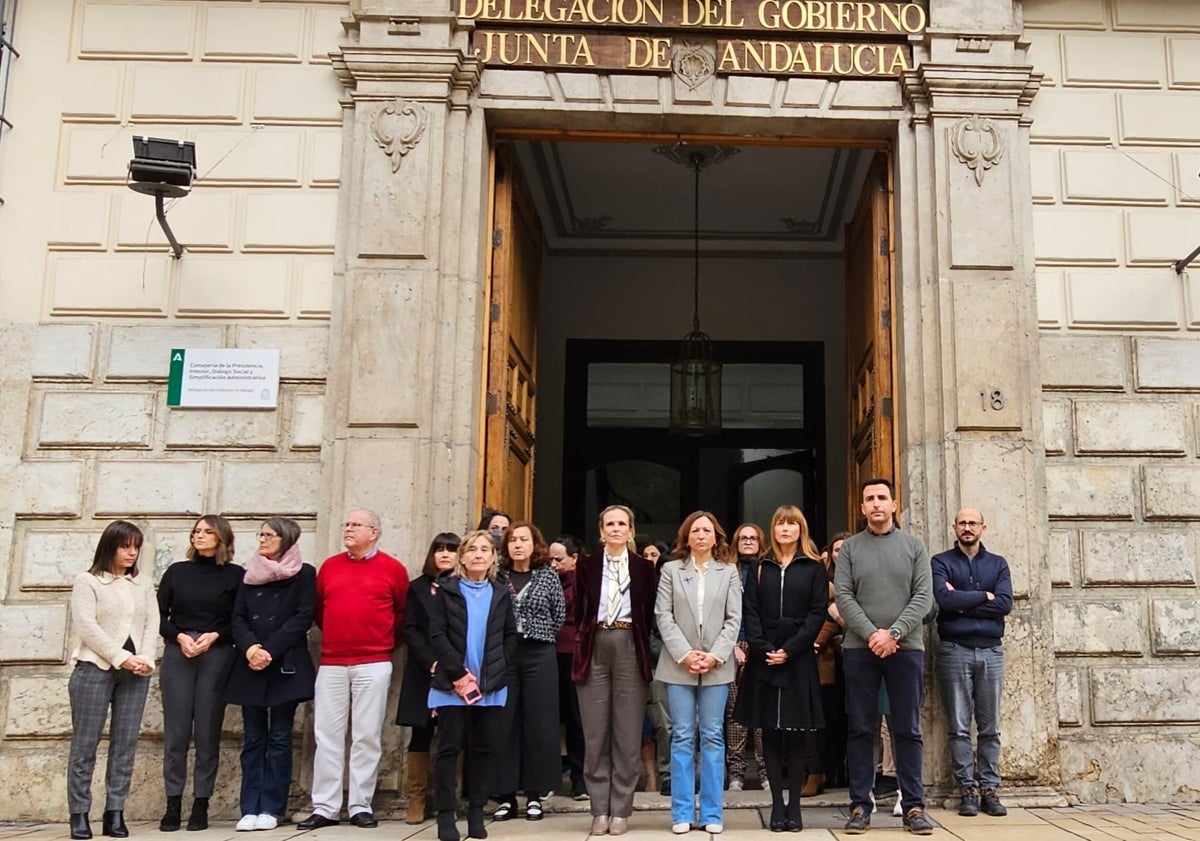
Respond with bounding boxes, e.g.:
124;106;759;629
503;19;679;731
167;348;280;408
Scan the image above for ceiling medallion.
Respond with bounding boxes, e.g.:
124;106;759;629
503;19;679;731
672;41;715;91
950;114;1004;187
371;98;428;174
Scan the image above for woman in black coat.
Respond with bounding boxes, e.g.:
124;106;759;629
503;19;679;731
427;530;518;841
226;518;316;832
397;533;460;825
734;505;827;832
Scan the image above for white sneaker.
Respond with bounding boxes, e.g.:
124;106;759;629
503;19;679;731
728;780;743;792
256;815;278;831
672;822;691;834
760;780;770;792
705;824;723;834
893;789;904;817
236;815;258;832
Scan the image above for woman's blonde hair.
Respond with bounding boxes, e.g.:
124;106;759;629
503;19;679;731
768;505;821;563
454;529;499;581
597;504;638;554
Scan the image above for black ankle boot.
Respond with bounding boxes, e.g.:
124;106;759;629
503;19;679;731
160;796;182;832
102;810;128;838
467;807;487;839
186;797;209;831
70;813;92;840
437;810;461;841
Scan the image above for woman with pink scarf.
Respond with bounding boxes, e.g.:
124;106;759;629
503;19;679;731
226;518;316;831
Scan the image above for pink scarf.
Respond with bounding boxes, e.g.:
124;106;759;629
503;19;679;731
243;543;303;586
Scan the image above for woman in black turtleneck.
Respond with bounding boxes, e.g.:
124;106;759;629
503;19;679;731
157;515;244;832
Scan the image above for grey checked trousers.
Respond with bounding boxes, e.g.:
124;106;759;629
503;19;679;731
67;663;151;813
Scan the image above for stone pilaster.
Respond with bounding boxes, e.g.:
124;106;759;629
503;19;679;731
326;5;487;563
898;0;1062;801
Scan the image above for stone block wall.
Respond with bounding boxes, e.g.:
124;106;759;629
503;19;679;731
0;0;349;821
1025;0;1200;805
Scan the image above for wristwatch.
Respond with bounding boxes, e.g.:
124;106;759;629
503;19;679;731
888;627;902;641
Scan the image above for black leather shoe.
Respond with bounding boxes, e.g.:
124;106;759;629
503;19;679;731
769;804;786;832
102;811;128;838
70;813;92;840
349;812;378;828
659;779;671;797
297;813;341;831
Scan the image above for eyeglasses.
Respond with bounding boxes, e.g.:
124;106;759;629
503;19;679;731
738;536;759;542
955;520;983;529
258;532;280;540
343;522;375;531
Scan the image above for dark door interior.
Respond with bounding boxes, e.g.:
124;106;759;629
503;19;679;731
563;340;826;546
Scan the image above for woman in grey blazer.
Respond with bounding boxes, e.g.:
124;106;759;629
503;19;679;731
655;511;742;835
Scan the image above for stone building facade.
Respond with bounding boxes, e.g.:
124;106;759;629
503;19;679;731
0;0;1196;821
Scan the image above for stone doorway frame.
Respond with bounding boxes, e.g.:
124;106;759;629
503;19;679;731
328;0;1060;799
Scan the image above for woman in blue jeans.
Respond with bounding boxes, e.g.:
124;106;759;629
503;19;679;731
226;518;316;831
654;511;742;835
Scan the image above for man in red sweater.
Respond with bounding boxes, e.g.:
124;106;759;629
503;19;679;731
298;509;410;830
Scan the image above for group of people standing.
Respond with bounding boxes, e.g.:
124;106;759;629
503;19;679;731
65;478;1013;840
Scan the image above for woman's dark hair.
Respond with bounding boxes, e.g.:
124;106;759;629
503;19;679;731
500;521;550;570
422;532;462;578
822;531;854;581
670;510;732;563
261;517;301;559
477;509;512;531
187;514;236;565
90;520;145;577
552;534;583;558
648;539;671;572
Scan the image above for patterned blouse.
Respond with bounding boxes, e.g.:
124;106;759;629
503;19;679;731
503;565;566;644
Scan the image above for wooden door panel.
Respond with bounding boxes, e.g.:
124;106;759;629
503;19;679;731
483;143;542;522
844;153;896;524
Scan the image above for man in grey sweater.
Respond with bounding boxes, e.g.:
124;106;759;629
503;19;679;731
834;478;934;836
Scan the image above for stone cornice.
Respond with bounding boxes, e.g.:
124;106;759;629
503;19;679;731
332;47;484;110
903;63;1043;124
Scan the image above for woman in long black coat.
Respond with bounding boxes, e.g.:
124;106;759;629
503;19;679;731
397;533;461;825
734;504;827;832
226;518;316;832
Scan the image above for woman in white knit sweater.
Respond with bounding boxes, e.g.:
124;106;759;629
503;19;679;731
67;521;158;841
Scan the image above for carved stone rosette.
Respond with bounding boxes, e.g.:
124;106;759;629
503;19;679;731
950;114;1004;187
371;98;429;174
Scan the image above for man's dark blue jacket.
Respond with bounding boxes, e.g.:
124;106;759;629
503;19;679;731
930;543;1013;648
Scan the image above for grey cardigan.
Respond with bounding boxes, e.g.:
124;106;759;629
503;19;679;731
653;558;742;686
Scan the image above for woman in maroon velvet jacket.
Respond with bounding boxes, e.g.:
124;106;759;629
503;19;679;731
571;505;656;837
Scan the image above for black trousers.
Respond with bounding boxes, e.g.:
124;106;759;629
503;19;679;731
491;639;560;797
557;652;585;783
160;643;234;798
434;706;502;811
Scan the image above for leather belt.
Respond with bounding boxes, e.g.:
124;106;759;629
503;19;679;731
599;621;633;630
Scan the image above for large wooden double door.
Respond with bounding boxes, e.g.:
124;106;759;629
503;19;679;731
479;144;541;522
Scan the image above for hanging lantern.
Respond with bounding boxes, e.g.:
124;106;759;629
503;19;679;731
661;147;731;437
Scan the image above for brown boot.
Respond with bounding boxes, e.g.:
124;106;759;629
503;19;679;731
640;740;659;792
406;751;430;824
800;773;825;797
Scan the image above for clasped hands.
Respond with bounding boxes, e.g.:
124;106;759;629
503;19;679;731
120;654;153;676
683;650;718;674
452;670;479;699
177;631;220;659
245;643;272;671
867;628;900;658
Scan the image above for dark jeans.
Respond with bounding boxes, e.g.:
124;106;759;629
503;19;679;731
843;648;925;812
240;701;299;817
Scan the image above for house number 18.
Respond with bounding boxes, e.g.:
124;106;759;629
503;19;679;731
980;389;1005;411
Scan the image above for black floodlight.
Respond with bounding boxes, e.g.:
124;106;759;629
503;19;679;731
127;136;196;258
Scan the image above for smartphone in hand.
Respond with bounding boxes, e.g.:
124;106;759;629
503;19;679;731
461;678;483;705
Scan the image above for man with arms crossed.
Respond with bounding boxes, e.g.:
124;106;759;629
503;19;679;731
298;510;410;830
835;479;934;835
931;509;1012;818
